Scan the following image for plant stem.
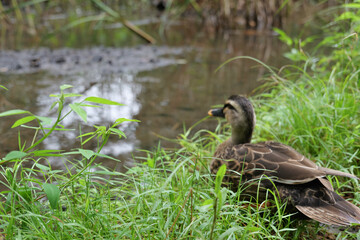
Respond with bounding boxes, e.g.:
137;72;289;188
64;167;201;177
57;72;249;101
24;102;64;152
209;197;218;240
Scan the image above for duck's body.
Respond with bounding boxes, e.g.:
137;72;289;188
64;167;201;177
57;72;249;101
209;95;360;226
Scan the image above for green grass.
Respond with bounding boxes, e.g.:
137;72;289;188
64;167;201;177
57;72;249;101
0;77;359;239
0;0;156;48
1;2;360;239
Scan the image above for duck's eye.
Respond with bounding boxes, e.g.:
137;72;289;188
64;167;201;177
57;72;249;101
224;104;236;111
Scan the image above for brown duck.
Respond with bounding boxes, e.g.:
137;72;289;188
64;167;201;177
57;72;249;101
208;95;360;226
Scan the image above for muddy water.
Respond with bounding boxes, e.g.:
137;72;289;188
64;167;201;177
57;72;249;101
0;20;286;171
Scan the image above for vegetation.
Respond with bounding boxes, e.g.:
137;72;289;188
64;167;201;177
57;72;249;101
0;0;293;49
177;0;288;29
1;1;360;240
0;0;288;31
0;0;155;48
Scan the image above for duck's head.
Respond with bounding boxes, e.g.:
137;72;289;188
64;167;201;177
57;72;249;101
208;95;256;144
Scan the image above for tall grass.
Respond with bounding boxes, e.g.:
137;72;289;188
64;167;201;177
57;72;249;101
0;81;357;239
1;2;360;240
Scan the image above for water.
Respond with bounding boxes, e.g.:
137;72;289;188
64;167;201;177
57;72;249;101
0;19;287;171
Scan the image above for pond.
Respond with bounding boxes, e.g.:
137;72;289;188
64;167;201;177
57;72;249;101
0;18;287;172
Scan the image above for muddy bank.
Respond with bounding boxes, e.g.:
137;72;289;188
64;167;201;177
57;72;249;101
0;45;187;75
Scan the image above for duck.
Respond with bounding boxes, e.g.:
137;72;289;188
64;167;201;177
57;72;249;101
208;95;360;226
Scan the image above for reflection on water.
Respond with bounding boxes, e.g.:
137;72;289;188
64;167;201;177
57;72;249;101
0;72;144;171
0;22;287;170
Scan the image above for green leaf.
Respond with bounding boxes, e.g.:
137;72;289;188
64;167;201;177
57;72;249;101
50;93;83;98
18;186;32;202
273;27;293;46
63;151;81;155
64;93;83;98
126;166;143;174
335;11;359;21
4;193;12;212
35;163;50;171
5;169;13;183
300;36;317;48
84;97;124;106
79;104;101;108
115;117;140;123
91;0;119;18
78;131;96;138
202;199;214;206
0;109;29;117
215;164;226;196
343;3;360;8
244;225;261;233
12;116;36;128
0;85;8;90
60;84;73;90
112;118;140;127
219;188;228;208
94;125;106;134
70;103;87;122
95;153;120;161
109;128;127;138
91;171;123;176
3;151;27;160
32;150;63;157
78;149;95;159
36;116;53;126
80;135;96;145
145;157;155;168
63;15;106;30
50;101;58;110
43;183;60;210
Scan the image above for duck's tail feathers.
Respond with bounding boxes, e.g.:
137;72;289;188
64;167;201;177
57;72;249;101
296;191;360;226
319;167;359;180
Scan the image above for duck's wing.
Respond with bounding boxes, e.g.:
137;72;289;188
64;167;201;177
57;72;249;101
234;141;358;185
277;182;360;226
296;200;360;226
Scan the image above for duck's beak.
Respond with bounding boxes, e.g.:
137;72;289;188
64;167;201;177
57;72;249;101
208;108;225;118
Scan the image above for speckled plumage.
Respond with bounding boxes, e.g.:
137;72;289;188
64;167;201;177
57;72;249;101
208;95;360;226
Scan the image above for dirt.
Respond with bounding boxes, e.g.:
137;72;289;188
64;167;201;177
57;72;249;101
0;45;187;75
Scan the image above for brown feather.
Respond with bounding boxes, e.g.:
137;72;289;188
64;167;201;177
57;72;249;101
209;95;360;226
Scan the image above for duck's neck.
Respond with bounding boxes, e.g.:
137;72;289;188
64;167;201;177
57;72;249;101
230;124;253;145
